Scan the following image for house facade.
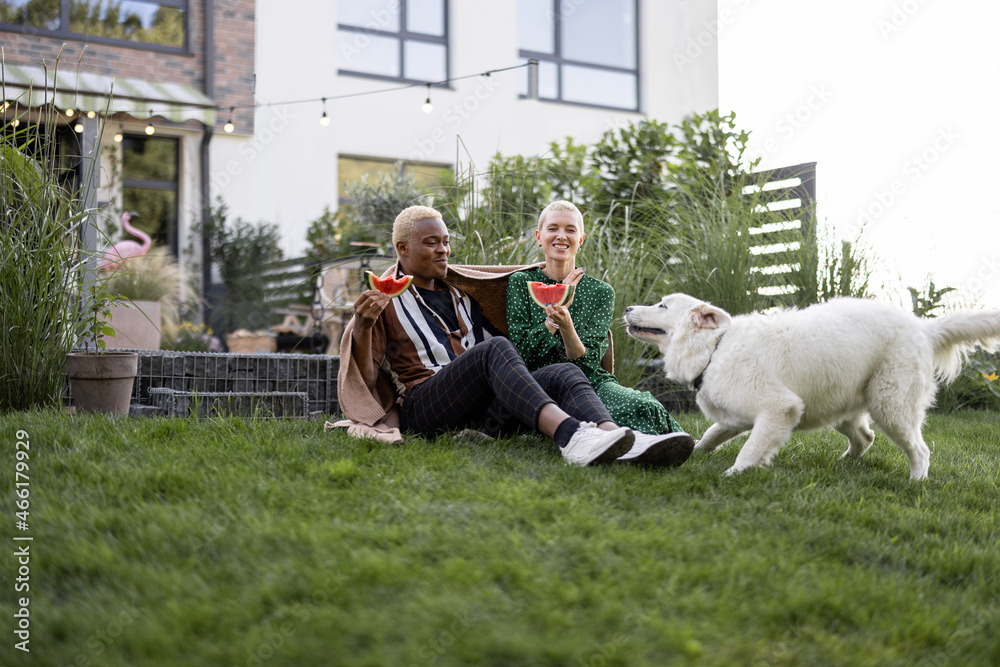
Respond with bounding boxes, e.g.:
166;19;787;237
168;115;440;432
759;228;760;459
0;0;254;282
212;0;719;259
3;0;719;295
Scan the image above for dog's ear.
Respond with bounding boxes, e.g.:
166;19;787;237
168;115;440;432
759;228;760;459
689;303;732;330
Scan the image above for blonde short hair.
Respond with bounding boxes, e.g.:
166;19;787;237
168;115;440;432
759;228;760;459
537;200;584;232
392;205;444;247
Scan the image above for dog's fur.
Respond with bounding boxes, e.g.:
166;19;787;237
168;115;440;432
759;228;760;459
624;294;1000;479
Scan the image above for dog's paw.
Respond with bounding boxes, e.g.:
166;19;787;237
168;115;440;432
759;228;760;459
723;465;745;477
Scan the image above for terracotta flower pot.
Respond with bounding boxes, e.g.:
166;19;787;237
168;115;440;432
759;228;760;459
66;352;138;415
106;300;162;350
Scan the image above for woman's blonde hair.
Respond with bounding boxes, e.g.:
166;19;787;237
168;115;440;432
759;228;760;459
537;200;584;232
392;205;443;247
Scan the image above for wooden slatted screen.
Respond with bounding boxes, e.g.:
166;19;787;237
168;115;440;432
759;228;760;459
745;161;817;303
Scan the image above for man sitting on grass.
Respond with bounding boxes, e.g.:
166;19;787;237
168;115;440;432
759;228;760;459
335;205;689;467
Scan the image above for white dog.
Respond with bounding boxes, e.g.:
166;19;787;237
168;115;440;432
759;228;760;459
624;294;1000;480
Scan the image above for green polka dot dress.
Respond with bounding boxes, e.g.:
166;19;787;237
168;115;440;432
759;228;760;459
506;267;683;435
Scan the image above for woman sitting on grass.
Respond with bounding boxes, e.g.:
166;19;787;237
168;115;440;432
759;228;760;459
506;200;694;467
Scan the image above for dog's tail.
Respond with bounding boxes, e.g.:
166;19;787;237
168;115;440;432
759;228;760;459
925;310;1000;383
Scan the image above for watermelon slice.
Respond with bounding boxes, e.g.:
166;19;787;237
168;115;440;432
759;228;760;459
366;271;414;298
527;281;575;308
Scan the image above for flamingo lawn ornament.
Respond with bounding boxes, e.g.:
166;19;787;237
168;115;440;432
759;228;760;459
100;211;151;271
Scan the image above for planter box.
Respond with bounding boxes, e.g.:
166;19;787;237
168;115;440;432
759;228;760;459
106;300;161;350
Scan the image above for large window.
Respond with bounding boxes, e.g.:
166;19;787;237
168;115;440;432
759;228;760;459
121;134;179;254
0;0;188;50
338;155;448;204
337;0;448;83
518;0;638;111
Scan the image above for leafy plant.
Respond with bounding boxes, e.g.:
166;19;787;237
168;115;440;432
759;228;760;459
166;321;223;353
76;284;127;353
908;277;956;318
342;165;427;251
198;199;284;333
935;351;1000;412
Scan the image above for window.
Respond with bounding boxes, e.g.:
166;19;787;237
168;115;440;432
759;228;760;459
121;134;179;254
517;0;639;111
338;155;448;204
337;0;448;83
0;0;188;50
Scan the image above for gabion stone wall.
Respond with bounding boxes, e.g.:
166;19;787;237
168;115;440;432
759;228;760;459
66;350;340;419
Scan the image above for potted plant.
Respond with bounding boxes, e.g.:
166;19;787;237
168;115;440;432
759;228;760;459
100;247;188;350
65;284;139;415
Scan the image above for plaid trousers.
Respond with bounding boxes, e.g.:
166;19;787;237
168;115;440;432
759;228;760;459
400;337;612;437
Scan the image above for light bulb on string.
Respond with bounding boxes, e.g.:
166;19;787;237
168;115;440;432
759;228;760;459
114;125;124;142
10;118;19;128
65;108;75;117
73;121;84;133
422;84;433;113
145;110;155;135
224;107;235;133
320;98;330;126
87;110;96;119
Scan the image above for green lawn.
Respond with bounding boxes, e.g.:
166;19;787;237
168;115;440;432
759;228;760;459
2;410;999;666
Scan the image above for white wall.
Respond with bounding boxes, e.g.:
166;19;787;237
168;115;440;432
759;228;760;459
210;0;719;258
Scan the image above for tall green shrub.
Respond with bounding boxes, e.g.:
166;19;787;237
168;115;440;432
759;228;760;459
0;120;89;411
199;200;284;332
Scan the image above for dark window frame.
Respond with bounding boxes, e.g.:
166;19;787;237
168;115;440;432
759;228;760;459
0;0;190;54
121;132;181;255
518;0;641;112
337;0;450;85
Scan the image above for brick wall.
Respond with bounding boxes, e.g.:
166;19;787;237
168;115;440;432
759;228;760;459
0;0;255;133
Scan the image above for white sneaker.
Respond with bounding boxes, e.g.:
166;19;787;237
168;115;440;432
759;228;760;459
617;432;695;468
561;422;635;466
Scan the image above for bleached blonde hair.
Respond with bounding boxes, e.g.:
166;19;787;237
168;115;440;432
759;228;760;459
392;205;444;248
537;200;584;232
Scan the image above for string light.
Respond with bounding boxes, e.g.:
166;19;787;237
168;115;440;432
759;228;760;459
2;101;9;110
114;124;124;142
34;62;529;126
422;83;433;113
319;97;330;126
224;107;235;133
73;121;84;133
10;118;19;128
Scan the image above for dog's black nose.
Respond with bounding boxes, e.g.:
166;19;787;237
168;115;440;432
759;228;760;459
624;306;634;314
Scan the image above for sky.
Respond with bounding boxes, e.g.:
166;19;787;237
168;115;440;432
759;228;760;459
716;0;1000;309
